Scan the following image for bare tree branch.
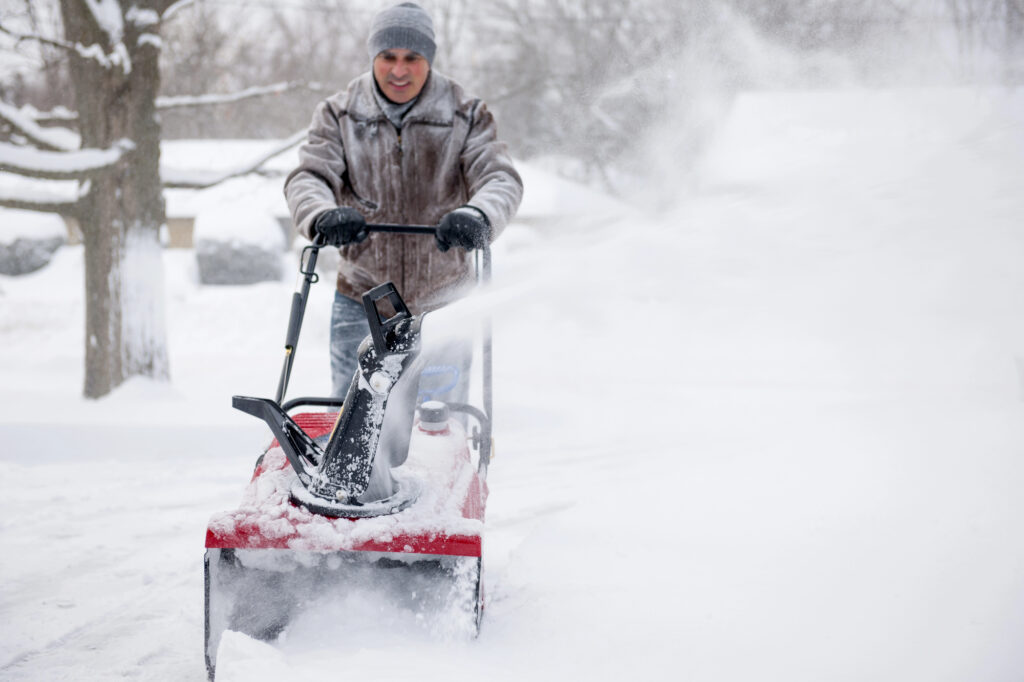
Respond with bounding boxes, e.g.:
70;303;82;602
0;19;129;72
27;82;330;127
0;140;133;180
155;81;330;111
162;0;201;22
161;129;305;189
0;20;79;54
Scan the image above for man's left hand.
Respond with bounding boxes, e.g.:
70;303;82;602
435;207;490;252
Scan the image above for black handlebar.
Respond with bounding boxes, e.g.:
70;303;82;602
277;222;490;406
362;223;436;236
311;224;434;248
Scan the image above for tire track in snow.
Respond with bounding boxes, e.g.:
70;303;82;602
0;571;203;680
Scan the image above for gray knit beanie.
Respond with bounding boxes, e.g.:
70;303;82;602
367;2;436;65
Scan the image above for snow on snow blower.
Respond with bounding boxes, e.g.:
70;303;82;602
204;225;493;680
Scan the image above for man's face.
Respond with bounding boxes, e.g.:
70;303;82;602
373;48;430;104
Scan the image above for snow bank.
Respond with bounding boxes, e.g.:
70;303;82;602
193;204;285;252
0;208;65;241
0;208;66;275
162;140;296;222
161;139;298;176
194;204;285;285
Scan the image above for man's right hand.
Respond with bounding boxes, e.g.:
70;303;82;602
313;207;368;247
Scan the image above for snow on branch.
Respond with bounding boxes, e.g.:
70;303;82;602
0;21;131;74
29;107;78;126
126;5;161;29
78;42;131;73
84;0;125;45
0;177;82;215
0;101;80;152
0;140;134;180
0;21;80;53
162;130;306;189
156;81;328;111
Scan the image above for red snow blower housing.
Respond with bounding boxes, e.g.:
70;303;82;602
203;225;493;680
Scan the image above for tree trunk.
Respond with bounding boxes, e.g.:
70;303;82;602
61;0;169;398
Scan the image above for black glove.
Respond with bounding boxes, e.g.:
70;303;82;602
313;207;368;247
435;207;490;253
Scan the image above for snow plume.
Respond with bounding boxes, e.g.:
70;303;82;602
118;221;168;381
604;6;812;207
416;289;506;365
612;2;1024;208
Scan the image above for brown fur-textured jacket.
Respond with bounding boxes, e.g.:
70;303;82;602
284;71;523;313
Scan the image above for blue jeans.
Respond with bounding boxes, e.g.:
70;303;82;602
330;291;371;397
330;291;472;405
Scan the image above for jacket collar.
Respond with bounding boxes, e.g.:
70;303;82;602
350;70;454;126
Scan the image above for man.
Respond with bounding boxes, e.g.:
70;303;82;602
285;2;523;397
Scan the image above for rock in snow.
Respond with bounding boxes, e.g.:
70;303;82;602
194;204;285;285
0;209;66;275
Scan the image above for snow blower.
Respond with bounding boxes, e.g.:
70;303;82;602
203;225;493;680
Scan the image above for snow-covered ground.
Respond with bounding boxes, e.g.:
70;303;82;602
2;87;1023;681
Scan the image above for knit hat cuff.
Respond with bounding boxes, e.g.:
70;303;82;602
368;26;436;64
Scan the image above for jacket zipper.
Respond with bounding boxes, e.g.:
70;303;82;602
397;129;404;290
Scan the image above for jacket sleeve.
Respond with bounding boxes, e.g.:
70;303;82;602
284;100;347;240
460;100;523;240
